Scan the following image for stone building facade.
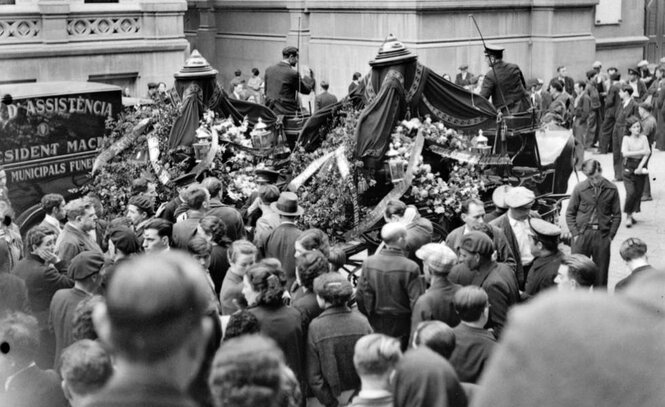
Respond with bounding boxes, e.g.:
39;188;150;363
0;0;190;97
185;0;650;101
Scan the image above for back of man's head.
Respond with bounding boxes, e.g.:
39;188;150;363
619;238;648;262
353;334;402;378
97;252;211;363
41;193;64;214
201;177;223;199
412;321;456;359
562;254;597;288
454;286;489;323
184;184;209;211
381;223;407;246
60;340;113;400
0;312;39;367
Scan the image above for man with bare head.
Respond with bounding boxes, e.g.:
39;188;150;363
356;223;424;350
84;252;213;407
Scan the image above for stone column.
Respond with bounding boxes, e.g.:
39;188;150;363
37;0;69;44
286;8;310;64
196;0;217;62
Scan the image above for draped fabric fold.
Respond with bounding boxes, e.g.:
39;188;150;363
297;60;498;158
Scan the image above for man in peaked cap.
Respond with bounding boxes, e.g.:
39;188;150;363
264;46;315;115
479;43;531;114
490;186;539;291
157;172;197;223
524;218;564;298
49;251;106;368
627;66;647;102
457;231;519;338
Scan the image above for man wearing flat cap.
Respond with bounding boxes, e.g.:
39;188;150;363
457;231;519;338
524;218;564;298
49;251;106;368
411;243;462;334
264;46;315;115
479;44;531;114
455;64;474;90
490;186;540;291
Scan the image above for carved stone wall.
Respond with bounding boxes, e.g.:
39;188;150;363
186;0;645;101
0;0;189;96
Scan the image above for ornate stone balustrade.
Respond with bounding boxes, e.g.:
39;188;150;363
66;15;141;39
0;17;41;42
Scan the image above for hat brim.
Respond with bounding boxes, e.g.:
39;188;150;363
270;202;304;217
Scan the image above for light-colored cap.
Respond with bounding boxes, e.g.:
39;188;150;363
504;186;536;208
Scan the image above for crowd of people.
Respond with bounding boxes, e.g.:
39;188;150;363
1;157;662;407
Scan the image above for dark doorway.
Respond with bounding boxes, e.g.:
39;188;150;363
645;0;665;61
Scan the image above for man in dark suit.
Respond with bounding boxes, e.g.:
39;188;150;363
524;219;564;298
171;184;209;250
599;72;621;154
0;312;68;407
201;177;245;241
157;172;197;223
82;252;213;407
614;237;658;291
49;251;105;369
38;193;66;239
549;65;575;97
490;187;540;291
356;223;424;349
0;239;30;315
411;244;461;334
264;46;315;115
612;84;639;180
315;81;338;112
457;231;519;338
55;198;103;271
446;198;516;271
261;192;303;289
455;64;474;89
479;44;531;114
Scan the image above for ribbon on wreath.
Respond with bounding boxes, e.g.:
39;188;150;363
147;132;170;185
344;129;425;240
92;118;151;173
287;147;342;192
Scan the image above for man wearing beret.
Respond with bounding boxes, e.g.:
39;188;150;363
457;231;519;338
524;218;564;297
264;46;315;116
490;186;540;291
566;159;621;288
49;251;106;368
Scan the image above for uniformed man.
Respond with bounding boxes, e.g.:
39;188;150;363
264;46;315;116
479;44;531;114
524;218;564;298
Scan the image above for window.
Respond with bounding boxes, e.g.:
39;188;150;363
595;0;622;25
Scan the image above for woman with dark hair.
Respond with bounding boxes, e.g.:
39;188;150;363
621;116;650;227
292;250;329;327
13;225;73;368
307;273;373;407
198;215;231;295
243;263;305;391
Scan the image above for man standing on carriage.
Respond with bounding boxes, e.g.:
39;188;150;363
479;44;532;115
264;46;315;116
